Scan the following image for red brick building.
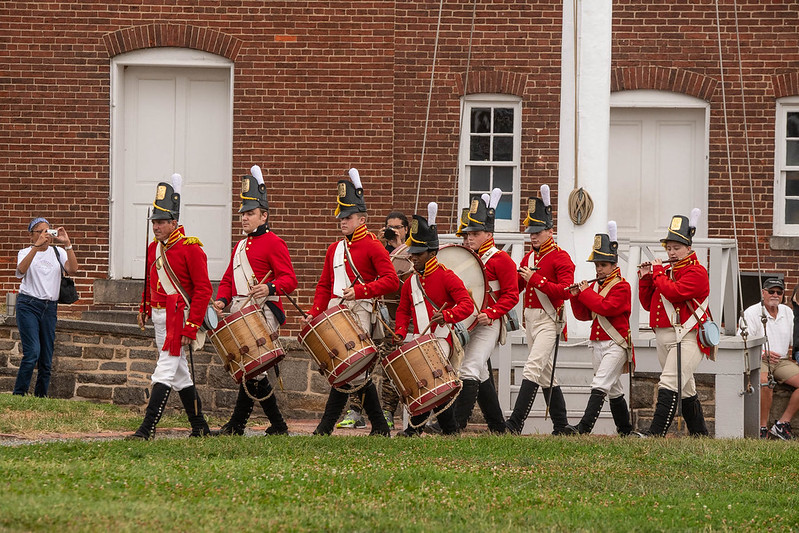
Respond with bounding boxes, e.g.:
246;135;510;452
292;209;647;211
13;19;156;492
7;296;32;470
3;0;799;323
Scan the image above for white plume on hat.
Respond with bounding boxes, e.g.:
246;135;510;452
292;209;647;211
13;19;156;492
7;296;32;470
481;193;490;206
427;202;438;226
689;207;701;229
540;184;551;207
171;173;182;195
348;168;362;189
250;165;264;185
489;187;503;209
607;220;617;243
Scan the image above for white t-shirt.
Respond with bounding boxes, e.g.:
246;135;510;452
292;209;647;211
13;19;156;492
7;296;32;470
16;245;67;302
740;302;794;359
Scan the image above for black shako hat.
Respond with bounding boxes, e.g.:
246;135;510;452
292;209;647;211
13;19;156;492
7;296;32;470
239;164;269;213
523;184;554;234
587;221;619;263
149;173;182;221
406;202;440;254
334;168;367;219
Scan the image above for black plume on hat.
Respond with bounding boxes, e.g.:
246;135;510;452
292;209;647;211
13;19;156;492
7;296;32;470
149;173;182;221
239;165;269;213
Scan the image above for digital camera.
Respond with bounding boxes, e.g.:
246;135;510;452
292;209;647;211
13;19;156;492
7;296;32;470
46;229;58;237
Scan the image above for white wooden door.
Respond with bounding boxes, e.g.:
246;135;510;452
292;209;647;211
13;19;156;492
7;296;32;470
608;107;707;240
117;66;231;279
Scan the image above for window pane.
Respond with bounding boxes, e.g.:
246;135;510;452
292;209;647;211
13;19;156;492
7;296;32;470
495;194;513;220
493;136;513;161
494;108;514;133
471;108;491;133
494;167;513;192
786;199;799;224
787;140;799;166
470;136;490;161
788;112;799;138
469;166;490;191
787;171;799;196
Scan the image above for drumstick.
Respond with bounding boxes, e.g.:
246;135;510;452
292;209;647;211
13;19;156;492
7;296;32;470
239;270;273;309
374;311;403;345
419;303;449;336
279;287;308;316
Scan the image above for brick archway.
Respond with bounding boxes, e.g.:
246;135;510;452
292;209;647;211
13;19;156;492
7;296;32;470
611;66;717;101
103;24;242;61
454;69;528;97
773;72;799;98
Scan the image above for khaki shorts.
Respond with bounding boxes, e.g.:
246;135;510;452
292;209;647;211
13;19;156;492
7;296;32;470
772;359;799;384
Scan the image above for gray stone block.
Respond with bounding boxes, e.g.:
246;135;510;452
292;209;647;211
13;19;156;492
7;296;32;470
76;385;113;400
54;344;83;358
83;346;114;360
130;361;155;374
49;374;76;399
113;386;147;406
77;372;127;385
99;361;127;372
129;349;156;360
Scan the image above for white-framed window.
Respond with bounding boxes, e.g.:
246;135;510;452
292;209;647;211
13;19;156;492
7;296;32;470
458;94;522;233
774;98;799;236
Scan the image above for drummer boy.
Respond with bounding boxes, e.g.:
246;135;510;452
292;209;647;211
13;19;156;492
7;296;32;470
301;168;399;436
393;202;474;437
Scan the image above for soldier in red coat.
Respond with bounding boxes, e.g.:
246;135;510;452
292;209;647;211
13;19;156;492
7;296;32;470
130;174;213;440
302;169;400;436
393;203;474;436
568;222;634;435
638;209;712;436
455;189;519;433
211;165;298;436
506;185;577;435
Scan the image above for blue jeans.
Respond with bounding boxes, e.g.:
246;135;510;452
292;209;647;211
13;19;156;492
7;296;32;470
13;293;58;397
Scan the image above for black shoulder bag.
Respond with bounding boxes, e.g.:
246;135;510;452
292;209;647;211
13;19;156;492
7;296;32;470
53;247;79;304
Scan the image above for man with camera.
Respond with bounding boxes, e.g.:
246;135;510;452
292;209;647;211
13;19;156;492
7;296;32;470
13;217;79;397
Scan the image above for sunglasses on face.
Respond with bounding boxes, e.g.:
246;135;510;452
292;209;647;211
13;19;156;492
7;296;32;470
767;289;784;295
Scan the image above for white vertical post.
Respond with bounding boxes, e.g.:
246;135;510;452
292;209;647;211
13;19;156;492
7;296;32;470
558;0;613;338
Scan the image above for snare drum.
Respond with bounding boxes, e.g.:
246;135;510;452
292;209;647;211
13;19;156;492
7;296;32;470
436;244;488;332
382;333;461;416
209;305;285;384
298;305;378;387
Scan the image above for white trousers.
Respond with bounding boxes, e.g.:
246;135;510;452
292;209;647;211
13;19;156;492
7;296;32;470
149;308;194;391
522;308;559;386
654;327;703;398
460;320;500;382
588;340;627;399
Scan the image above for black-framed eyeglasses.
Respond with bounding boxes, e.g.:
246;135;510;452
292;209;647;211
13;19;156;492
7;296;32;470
387;224;405;230
767;289;784;295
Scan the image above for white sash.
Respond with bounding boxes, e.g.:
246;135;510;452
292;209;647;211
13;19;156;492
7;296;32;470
155;244;178;296
332;240;348;298
533;287;559;326
659;294;710;342
411;274;448;339
590;278;629;349
232;239;278;306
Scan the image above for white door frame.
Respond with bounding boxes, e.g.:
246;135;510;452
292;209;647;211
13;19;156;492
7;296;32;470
109;48;234;278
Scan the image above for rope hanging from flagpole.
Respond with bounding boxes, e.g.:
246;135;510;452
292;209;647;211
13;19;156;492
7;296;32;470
414;0;446;215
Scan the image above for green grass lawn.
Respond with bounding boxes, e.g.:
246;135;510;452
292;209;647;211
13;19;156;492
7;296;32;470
0;395;797;532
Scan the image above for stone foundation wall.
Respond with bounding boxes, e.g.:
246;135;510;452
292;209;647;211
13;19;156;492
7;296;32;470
0;317;335;420
629;372;716;435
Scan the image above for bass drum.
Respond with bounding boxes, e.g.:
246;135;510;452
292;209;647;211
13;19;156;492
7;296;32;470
435;244;487;332
384;243;414;321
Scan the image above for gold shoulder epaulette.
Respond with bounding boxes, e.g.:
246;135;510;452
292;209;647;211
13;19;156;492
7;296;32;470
182;236;204;246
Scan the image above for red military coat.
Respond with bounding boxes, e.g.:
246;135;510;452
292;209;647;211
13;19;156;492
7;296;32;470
518;237;575;311
638;252;712;356
216;227;298;318
138;225;213;354
478;238;520;320
394;257;474;339
310;224;400;317
570;268;632;341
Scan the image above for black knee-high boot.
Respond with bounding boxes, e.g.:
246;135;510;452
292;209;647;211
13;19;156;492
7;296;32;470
214;381;255;436
681;394;709;436
454;379;480;430
179;385;210;437
505;379;539;435
313;388;349;435
256;379;288;435
477;378;507;433
361;381;390;436
645;388;679;437
543;386;577;435
127;382;171;440
609;395;633;436
576;389;606;435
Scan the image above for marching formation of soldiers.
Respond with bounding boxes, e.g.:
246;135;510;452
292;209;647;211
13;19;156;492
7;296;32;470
129;167;716;440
